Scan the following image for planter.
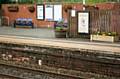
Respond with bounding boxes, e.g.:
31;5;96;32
54;21;68;38
90;35;119;42
28;6;35;13
55;31;67;38
8;6;19;12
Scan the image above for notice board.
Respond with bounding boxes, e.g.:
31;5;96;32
45;5;53;21
54;5;62;21
37;5;44;20
78;11;89;33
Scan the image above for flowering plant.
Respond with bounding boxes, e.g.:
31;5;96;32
95;31;118;36
54;20;68;32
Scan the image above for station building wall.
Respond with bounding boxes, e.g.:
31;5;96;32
2;3;120;28
2;4;83;28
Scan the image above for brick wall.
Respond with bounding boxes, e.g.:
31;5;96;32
2;4;83;28
96;3;120;10
2;3;120;28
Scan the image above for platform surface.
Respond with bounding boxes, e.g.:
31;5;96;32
0;27;120;54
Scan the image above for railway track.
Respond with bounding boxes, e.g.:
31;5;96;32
0;42;119;79
0;64;80;79
0;74;22;79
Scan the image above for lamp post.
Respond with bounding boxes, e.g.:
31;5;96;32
83;0;85;10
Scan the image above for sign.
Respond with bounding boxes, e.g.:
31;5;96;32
37;5;44;20
45;5;53;21
78;12;89;33
37;4;62;21
71;10;76;17
38;60;42;65
54;5;62;21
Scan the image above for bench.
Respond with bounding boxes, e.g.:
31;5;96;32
14;18;34;28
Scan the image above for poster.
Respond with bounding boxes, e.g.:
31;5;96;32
37;5;44;20
45;5;53;21
54;5;62;21
78;12;89;33
71;10;76;17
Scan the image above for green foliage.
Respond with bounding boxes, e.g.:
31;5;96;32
0;0;34;4
55;27;67;32
86;0;120;4
95;31;118;36
55;27;63;31
18;0;34;4
106;32;118;36
36;0;43;4
0;0;10;4
1;0;120;4
36;0;120;4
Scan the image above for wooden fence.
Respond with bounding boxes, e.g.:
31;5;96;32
90;10;120;34
68;10;120;39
